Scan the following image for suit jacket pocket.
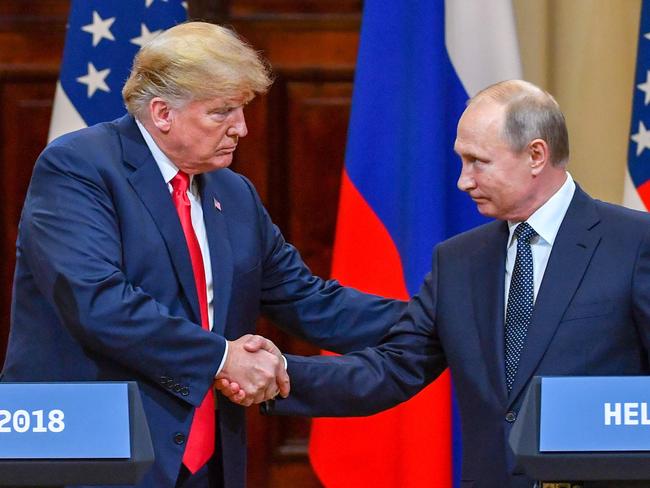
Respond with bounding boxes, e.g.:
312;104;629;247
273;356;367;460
562;301;613;322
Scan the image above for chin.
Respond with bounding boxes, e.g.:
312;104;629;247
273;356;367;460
201;157;234;173
213;160;233;170
475;203;497;218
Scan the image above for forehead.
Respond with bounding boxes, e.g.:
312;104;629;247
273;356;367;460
197;94;247;108
174;96;246;123
454;100;507;153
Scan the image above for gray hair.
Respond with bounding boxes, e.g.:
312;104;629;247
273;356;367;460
470;80;569;166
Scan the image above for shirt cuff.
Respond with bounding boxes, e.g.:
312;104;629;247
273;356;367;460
214;340;229;376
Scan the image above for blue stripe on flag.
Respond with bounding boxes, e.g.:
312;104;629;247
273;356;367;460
58;0;186;126
344;1;487;298
343;3;492;487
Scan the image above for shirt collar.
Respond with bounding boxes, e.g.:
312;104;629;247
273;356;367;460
507;172;576;248
135;119;195;190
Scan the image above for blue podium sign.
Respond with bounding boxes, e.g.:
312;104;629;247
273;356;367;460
0;383;131;459
540;376;650;452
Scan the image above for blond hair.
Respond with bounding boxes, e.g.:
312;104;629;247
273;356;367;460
470;80;569;166
122;22;272;116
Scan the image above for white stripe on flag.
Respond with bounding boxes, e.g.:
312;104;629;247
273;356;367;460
445;0;522;97
623;169;647;210
48;82;87;143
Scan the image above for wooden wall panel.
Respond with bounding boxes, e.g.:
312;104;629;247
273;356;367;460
0;2;67;65
0;0;65;365
0;78;57;348
284;81;352;277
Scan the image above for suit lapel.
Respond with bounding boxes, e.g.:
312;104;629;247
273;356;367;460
118;115;202;324
508;187;601;404
198;173;233;337
472;220;510;405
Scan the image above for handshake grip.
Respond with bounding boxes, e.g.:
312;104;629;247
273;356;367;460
214;334;290;407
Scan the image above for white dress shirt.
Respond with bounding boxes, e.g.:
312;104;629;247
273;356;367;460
136;120;228;374
504;172;576;310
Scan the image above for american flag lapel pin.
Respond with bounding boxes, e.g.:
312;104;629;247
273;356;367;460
213;197;222;211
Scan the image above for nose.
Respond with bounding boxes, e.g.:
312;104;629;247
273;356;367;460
457;163;475;192
228;106;248;139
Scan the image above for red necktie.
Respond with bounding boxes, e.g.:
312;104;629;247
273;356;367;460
170;171;215;473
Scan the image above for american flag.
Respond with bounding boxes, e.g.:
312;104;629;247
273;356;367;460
626;0;650;211
48;0;187;142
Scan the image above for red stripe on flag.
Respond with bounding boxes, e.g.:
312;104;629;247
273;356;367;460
637;180;650;210
309;170;452;487
330;170;409;297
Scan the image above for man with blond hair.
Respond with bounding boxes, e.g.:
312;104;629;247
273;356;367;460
264;80;650;488
1;22;403;488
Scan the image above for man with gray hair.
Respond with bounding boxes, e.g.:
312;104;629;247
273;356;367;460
263;80;650;488
1;22;403;488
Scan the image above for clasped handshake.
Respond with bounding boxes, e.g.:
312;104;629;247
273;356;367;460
214;334;289;407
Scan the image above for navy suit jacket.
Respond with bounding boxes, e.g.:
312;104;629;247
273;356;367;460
272;187;650;488
1;114;404;488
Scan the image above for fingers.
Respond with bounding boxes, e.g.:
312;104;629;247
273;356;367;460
276;365;290;398
262;383;279;404
218;335;289;406
214;378;240;395
214;378;248;405
243;334;279;355
248;351;280;404
242;334;288;397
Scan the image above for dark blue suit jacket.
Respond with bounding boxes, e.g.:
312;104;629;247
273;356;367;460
272;187;650;488
0;114;404;488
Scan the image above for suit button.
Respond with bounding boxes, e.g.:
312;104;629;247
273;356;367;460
173;432;185;445
173;384;182;392
505;411;517;423
181;387;190;396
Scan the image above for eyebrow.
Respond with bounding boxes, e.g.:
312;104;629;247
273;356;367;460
207;105;234;113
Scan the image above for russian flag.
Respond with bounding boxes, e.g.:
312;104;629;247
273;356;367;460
309;2;521;486
48;0;186;143
626;0;650;211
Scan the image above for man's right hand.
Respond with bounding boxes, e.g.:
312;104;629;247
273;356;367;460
215;334;290;407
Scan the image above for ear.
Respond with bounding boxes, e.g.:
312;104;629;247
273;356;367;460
148;97;174;133
528;138;549;176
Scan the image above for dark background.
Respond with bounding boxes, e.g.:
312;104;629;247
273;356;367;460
0;1;362;485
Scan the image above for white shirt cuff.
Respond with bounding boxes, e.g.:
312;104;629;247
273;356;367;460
215;340;229;376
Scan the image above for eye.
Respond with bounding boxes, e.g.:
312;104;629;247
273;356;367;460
208;107;234;120
470;156;489;165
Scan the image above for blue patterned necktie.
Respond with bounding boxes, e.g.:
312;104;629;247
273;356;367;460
505;222;538;392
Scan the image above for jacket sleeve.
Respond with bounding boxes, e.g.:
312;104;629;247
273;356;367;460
239;175;407;354
267;259;447;417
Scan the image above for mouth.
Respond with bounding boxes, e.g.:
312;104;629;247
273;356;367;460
217;146;237;154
